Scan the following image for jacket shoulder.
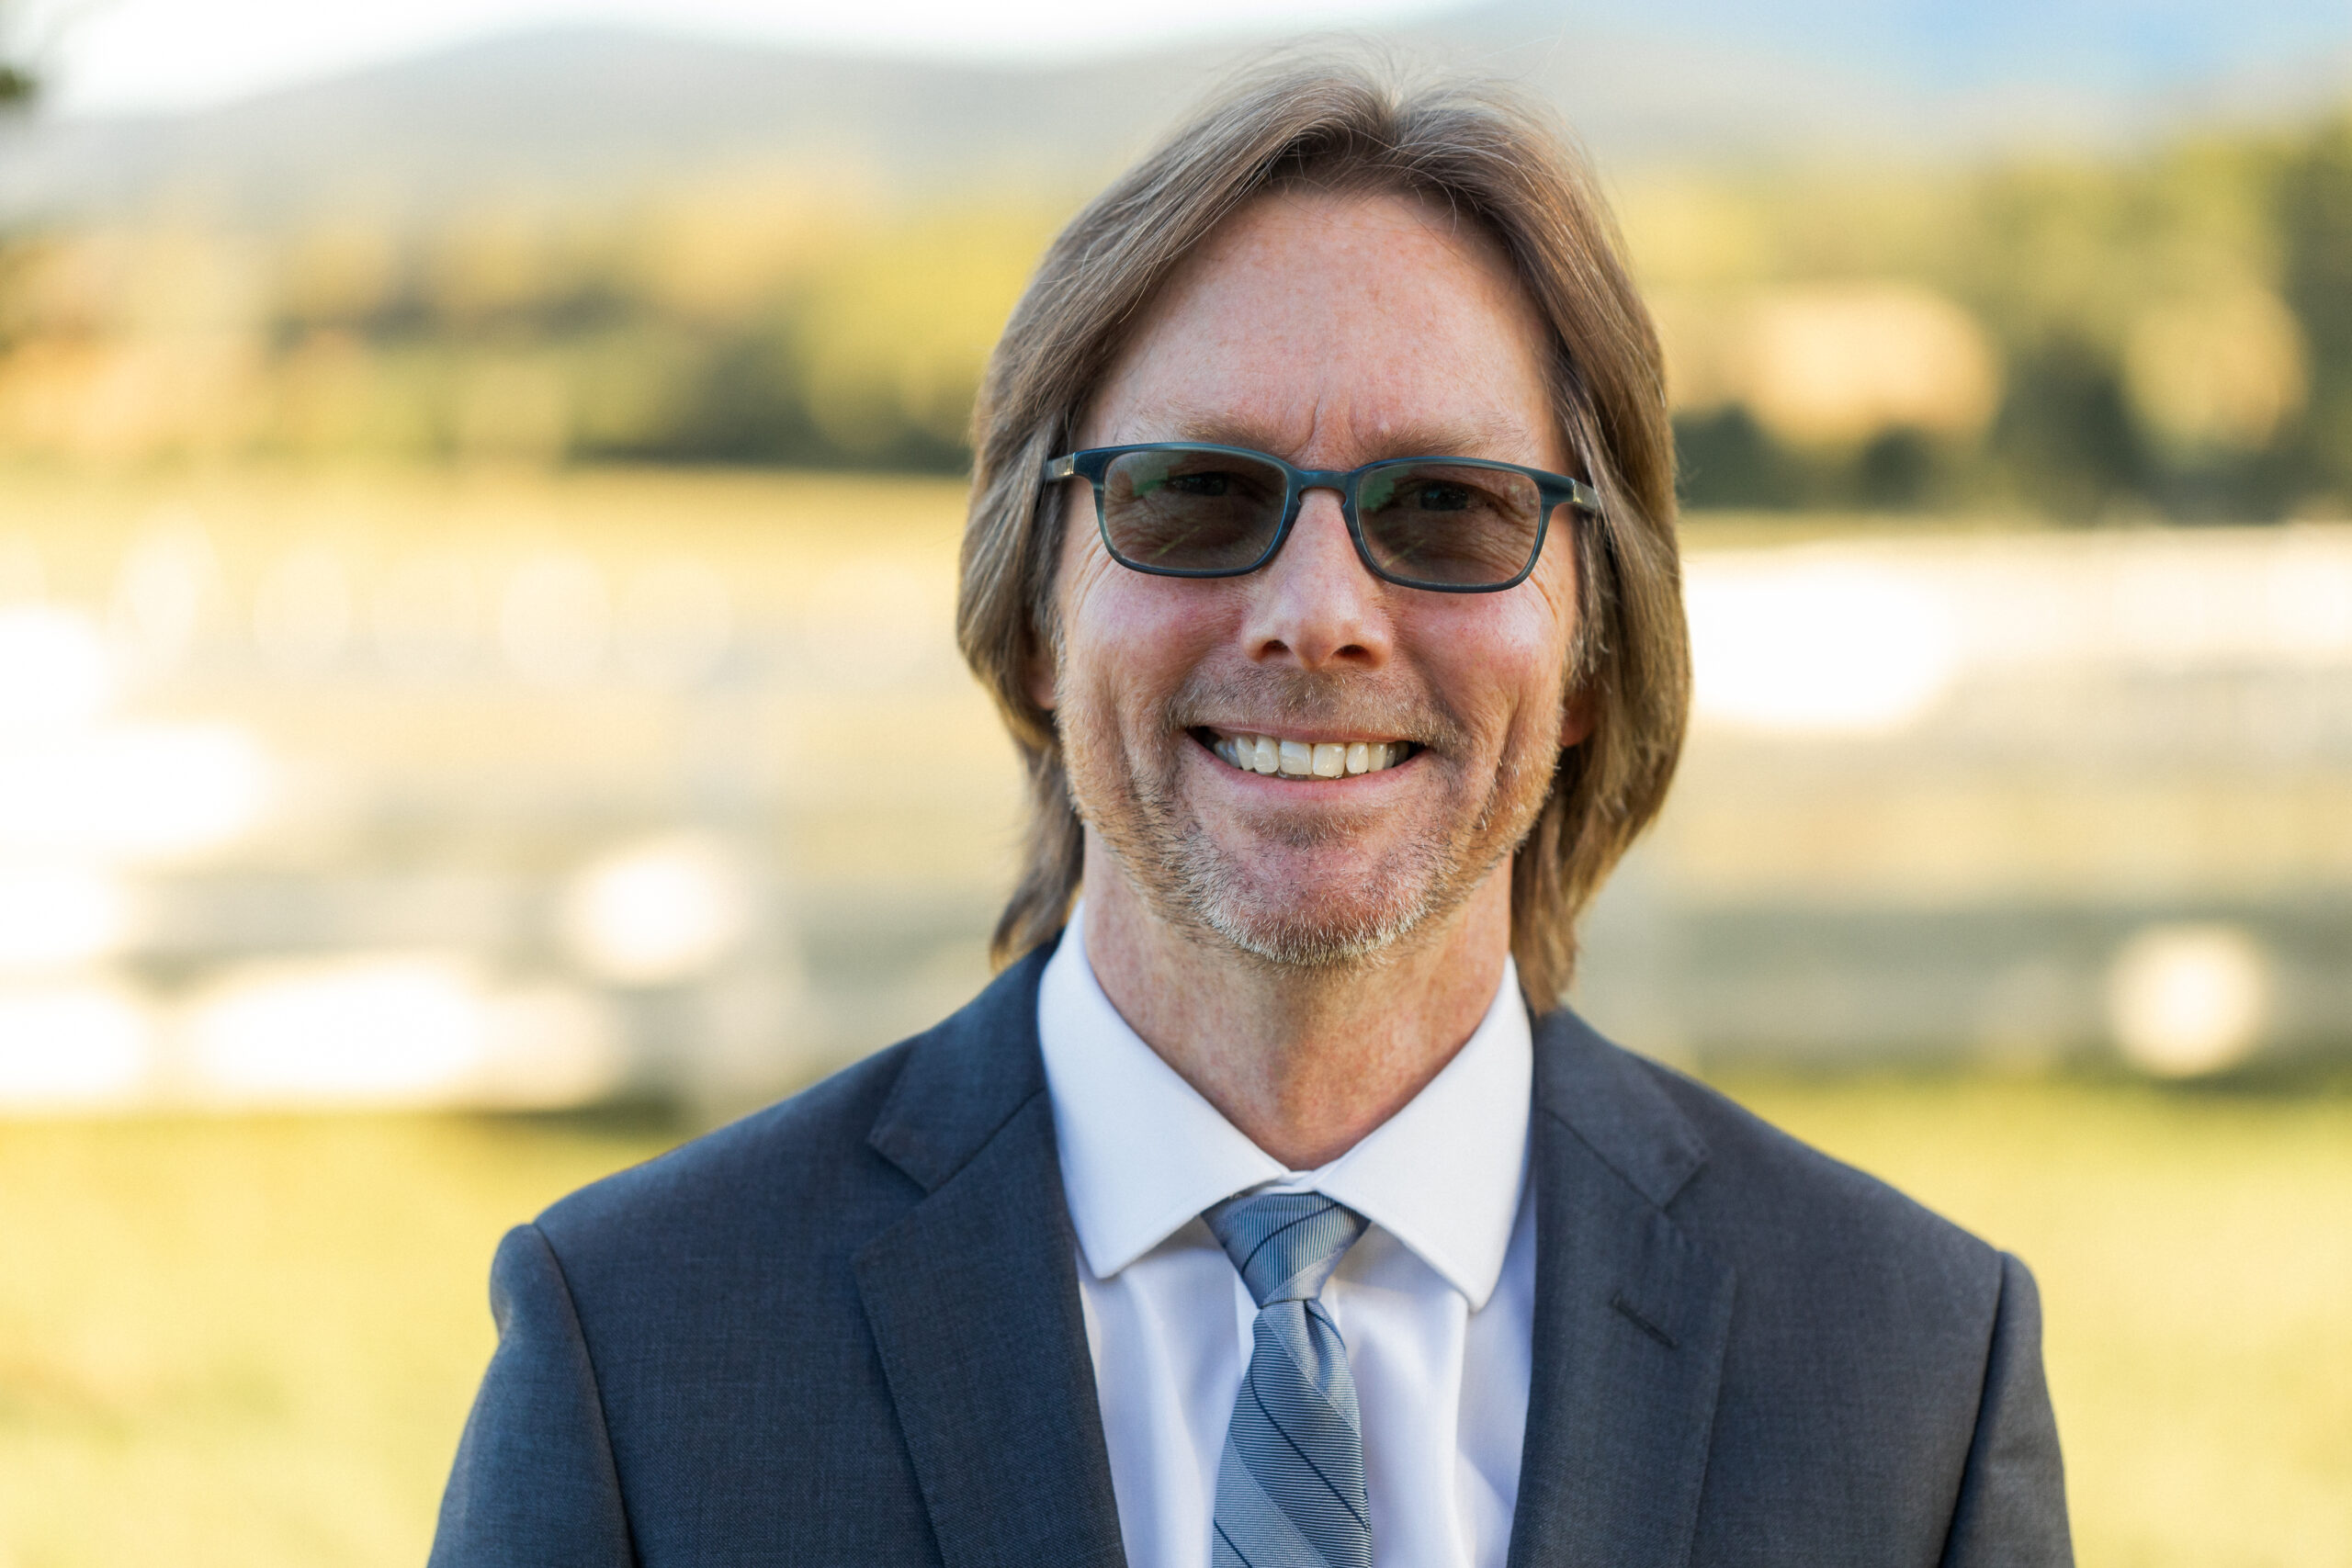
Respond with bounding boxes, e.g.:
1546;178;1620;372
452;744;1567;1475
533;1038;921;1263
1626;1044;2011;1357
531;942;1056;1280
1538;1010;2005;1317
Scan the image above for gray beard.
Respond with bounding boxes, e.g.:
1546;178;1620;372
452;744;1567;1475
1059;666;1555;974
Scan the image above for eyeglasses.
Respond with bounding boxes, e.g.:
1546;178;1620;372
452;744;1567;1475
1043;442;1600;593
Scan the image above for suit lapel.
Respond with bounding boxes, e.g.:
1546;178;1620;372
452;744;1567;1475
853;945;1127;1568
1508;1011;1736;1568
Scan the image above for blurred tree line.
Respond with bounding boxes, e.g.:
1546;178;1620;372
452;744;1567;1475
1658;108;2352;520
0;100;2346;521
0;176;1061;475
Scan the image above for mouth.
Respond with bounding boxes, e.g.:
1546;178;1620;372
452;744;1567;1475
1193;726;1420;781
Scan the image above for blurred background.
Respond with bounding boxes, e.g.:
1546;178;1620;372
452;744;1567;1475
0;0;2345;1563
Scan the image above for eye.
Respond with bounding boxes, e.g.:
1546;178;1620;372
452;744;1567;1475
1162;471;1236;498
1405;480;1476;512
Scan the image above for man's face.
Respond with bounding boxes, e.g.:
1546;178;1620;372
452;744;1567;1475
1043;188;1586;967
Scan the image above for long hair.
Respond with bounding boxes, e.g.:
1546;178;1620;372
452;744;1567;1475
955;54;1690;1007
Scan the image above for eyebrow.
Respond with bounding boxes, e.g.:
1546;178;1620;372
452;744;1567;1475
1154;412;1540;467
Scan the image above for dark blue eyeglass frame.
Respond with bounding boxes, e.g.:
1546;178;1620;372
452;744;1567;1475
1042;441;1603;594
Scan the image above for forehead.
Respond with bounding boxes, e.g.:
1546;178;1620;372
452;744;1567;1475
1083;187;1565;468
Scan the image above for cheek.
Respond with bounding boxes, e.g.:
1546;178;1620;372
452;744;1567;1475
1412;595;1575;732
1057;554;1230;712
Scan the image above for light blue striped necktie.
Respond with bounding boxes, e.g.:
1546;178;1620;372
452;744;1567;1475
1204;1191;1374;1568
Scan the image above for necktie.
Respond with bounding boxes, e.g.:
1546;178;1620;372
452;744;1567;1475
1204;1191;1374;1568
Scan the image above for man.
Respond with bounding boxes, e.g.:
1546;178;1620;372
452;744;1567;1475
432;60;2070;1568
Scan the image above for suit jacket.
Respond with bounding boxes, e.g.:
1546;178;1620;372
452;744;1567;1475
430;942;2071;1567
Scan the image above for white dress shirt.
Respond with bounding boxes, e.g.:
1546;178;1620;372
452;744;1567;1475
1037;913;1536;1568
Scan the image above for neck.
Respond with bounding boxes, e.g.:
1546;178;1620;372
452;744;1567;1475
1079;840;1514;1170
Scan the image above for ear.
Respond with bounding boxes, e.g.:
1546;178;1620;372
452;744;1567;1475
1558;683;1597;750
1023;637;1057;713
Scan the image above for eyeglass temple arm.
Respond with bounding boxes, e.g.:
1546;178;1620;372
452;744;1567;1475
1565;477;1604;515
1042;455;1078;480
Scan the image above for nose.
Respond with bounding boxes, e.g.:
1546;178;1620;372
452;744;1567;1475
1238;489;1393;672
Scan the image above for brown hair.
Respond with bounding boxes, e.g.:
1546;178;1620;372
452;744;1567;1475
955;53;1689;1007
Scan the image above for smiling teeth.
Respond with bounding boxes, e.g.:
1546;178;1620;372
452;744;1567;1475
1210;733;1407;777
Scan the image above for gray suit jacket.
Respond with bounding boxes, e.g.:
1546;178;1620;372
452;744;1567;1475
431;941;2070;1566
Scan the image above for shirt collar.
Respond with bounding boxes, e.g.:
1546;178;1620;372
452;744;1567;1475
1037;909;1532;1311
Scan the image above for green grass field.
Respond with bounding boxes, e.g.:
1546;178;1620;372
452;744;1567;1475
2;1077;2346;1567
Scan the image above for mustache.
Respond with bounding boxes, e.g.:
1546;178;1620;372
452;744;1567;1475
1160;667;1472;752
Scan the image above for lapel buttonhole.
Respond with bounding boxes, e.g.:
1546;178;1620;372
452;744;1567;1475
1610;1291;1679;1349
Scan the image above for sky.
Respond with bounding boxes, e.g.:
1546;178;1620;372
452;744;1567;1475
36;0;1446;115
30;1;2352;121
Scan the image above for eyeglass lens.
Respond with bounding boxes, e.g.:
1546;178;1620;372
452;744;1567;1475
1355;462;1545;588
1102;448;1285;574
1098;448;1546;589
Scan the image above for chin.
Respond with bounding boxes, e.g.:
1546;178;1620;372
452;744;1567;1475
1200;898;1416;970
1172;827;1464;970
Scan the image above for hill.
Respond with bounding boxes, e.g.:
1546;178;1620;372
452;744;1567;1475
1;0;2346;223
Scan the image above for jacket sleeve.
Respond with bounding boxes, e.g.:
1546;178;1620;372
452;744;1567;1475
1940;1251;2073;1568
429;1224;636;1568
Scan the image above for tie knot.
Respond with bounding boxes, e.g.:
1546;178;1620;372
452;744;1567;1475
1204;1191;1368;1307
